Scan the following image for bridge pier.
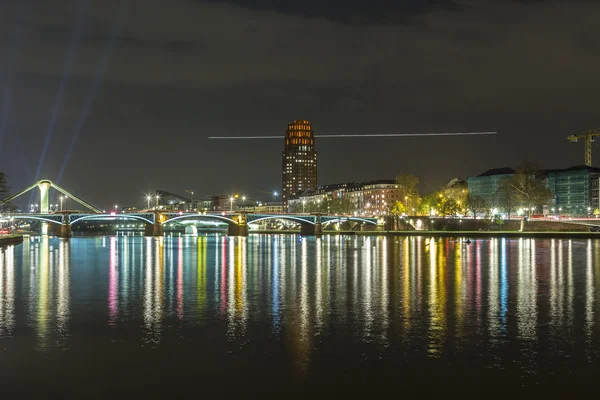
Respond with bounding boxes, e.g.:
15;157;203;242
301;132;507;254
300;214;323;236
144;212;164;236
300;222;322;236
227;213;249;236
228;223;248;236
58;223;72;238
315;222;322;236
144;222;163;236
375;217;387;232
57;214;72;238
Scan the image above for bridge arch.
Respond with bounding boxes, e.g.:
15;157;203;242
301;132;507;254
70;214;155;226
247;215;315;226
10;215;63;225
322;217;378;226
161;214;239;226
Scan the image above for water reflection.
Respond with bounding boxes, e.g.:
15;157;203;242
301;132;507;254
1;235;599;380
197;236;207;318
227;237;247;338
1;237;73;350
0;244;15;337
142;237;164;346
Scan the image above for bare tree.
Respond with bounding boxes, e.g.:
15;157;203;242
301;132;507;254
466;193;487;217
497;183;518;219
509;161;553;215
395;173;421;209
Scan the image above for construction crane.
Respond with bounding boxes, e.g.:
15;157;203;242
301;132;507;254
568;129;600;167
184;190;194;202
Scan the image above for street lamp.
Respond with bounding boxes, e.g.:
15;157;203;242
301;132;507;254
230;196;235;211
155;194;160;207
242;196;247;206
302;199;306;213
147;195;152;209
115;204;119;213
60;196;66;211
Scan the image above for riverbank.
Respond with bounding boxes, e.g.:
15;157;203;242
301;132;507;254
250;229;600;239
16;230;600;240
0;234;24;246
355;230;600;239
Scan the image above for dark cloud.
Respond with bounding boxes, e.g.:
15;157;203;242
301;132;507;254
196;0;464;22
0;0;599;209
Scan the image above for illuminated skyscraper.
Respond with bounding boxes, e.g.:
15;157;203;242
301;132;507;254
282;120;317;208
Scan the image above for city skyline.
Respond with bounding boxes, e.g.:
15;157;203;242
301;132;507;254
1;0;599;208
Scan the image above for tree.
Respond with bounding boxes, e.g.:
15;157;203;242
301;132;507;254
0;172;15;213
390;201;406;216
419;193;438;215
466;193;487;217
328;198;352;214
436;196;460;216
594;208;600;218
395;173;420;210
497;183;518;219
509;161;553;215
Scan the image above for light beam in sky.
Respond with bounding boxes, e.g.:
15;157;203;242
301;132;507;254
32;0;91;183
56;0;130;185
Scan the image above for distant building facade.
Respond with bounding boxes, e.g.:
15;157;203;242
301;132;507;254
288;180;401;215
351;180;401;215
156;189;190;209
467;167;515;205
153;190;230;212
239;202;284;214
546;166;600;216
282;120;317;207
442;178;468;203
468;165;600;217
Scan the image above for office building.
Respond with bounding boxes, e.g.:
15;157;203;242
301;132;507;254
546;165;600;216
282;120;317;207
467;167;515;204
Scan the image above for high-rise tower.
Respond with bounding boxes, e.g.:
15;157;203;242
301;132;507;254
282;120;317;208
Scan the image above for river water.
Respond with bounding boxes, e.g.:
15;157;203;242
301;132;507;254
0;234;599;396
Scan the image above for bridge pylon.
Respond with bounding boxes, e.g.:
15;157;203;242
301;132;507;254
0;179;103;216
38;180;52;214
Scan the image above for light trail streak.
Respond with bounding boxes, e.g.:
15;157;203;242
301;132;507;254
208;131;497;140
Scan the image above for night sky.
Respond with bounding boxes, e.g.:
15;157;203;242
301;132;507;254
0;0;598;210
